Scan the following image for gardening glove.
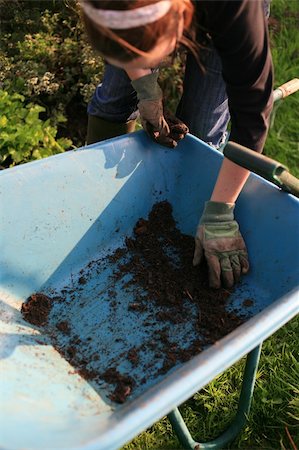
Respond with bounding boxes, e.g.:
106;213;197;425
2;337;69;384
193;201;249;289
131;72;188;148
164;111;189;143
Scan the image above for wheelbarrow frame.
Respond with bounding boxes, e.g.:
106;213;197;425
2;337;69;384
168;345;262;449
1;80;299;448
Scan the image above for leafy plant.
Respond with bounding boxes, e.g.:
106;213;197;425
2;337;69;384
0;1;104;148
0;90;72;167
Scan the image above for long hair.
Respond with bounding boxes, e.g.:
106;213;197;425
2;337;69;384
80;0;199;63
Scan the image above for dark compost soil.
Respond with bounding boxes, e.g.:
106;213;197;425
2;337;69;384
21;201;247;403
118;201;244;340
21;293;52;326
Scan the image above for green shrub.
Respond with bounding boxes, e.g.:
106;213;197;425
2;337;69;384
0;1;104;148
0;90;72;167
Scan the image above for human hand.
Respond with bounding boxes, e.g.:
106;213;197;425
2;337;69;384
139;104;189;147
131;72;188;148
164;111;189;143
193;201;249;289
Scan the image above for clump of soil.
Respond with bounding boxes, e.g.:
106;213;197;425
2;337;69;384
76;367;99;381
243;298;254;308
56;321;71;334
78;276;87;285
66;346;77;359
127;347;139;367
21;293;52;326
101;368;134;404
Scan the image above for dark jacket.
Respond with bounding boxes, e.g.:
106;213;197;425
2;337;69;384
196;0;273;152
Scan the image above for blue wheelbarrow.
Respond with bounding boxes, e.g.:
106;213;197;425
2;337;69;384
1;89;299;450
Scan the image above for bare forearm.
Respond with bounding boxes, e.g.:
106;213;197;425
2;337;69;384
211;158;250;204
125;68;151;80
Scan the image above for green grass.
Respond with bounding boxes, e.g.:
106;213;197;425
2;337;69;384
122;1;299;448
264;0;299;176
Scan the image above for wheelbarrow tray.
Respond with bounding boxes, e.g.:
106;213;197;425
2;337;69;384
0;132;298;450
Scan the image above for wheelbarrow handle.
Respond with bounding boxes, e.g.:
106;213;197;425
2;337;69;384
223;141;299;198
273;78;299;102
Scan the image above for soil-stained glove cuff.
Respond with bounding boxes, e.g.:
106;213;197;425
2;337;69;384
200;201;235;224
131;72;162;101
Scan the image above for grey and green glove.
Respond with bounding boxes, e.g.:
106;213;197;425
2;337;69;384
193;201;249;289
131;72;188;148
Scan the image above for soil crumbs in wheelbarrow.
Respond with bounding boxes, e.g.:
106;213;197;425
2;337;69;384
21;201;247;404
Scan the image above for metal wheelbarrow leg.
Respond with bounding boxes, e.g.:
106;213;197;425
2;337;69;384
168;344;262;449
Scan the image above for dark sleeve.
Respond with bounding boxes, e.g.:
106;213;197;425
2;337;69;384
202;0;274;152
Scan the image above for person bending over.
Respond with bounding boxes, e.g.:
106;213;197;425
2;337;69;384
80;0;273;289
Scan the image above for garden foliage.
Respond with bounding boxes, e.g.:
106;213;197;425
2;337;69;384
0;0;104;163
0;89;71;166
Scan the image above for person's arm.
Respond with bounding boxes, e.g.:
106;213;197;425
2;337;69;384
209;0;273;203
125;68;151;81
211;158;250;203
204;0;274;154
194;1;273;288
126;68;189;147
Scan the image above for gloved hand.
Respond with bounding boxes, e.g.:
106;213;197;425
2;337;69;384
164;111;189;143
131;72;188;148
193;201;249;289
